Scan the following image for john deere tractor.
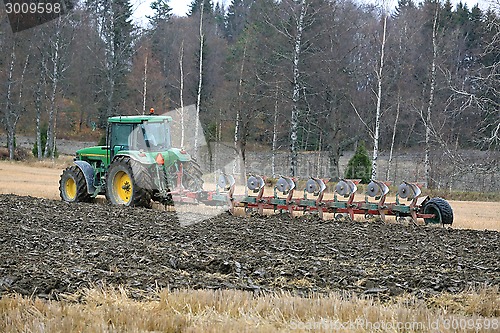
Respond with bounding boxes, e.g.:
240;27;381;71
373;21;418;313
59;114;203;207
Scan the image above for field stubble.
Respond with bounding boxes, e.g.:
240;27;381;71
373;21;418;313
1;286;499;333
0;160;499;332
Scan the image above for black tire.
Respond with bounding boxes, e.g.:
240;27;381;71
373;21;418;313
181;161;204;191
423;197;453;225
105;156;152;208
59;166;92;203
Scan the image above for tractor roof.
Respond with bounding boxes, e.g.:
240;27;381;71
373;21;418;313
108;115;172;124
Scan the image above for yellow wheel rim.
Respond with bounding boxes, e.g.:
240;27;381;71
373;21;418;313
113;170;133;204
65;177;77;200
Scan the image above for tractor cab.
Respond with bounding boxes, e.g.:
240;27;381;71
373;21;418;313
107;115;173;160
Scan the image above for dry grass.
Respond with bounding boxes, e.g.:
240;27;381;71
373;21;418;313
0;160;70;200
449;201;500;231
1;287;498;332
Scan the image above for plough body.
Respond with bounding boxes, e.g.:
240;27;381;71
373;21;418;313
201;175;453;226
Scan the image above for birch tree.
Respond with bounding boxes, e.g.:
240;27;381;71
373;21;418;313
2;42;17;160
194;0;205;157
42;16;74;158
142;52;148;114
272;85;281;178
0;36;31;160
44;18;62;158
289;0;307;177
422;3;439;187
386;95;400;181
233;40;247;175
371;9;388;180
179;40;185;147
34;50;47;160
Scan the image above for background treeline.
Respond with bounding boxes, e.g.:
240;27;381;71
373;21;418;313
0;0;498;187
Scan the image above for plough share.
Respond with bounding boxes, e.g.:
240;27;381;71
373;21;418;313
210;175;454;226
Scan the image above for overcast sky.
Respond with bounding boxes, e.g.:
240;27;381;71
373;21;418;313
131;0;494;26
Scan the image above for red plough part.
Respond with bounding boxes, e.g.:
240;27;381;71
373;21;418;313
212;176;453;226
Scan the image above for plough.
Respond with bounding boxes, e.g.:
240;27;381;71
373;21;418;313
209;175;454;226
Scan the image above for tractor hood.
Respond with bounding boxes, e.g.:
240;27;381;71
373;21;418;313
76;146;106;156
76;146;108;158
121;148;192;166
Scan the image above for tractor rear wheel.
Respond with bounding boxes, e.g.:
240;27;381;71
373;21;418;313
182;161;204;191
423;197;453;226
106;156;152;208
59;166;92;203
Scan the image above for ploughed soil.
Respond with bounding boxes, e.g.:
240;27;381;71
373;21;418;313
0;194;498;300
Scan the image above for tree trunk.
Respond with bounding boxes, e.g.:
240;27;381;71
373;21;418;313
386;92;400;181
44;20;62;159
372;13;387;180
290;0;307;177
179;40;185;147
142;52;148;114
272;86;279;178
233;41;247;175
194;1;204;157
328;147;340;180
317;131;322;176
424;6;439;188
35;73;43;160
4;43;16;160
35;50;47;160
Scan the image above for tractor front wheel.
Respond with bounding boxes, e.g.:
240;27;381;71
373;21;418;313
106;156;152;208
59;166;92;203
423;197;454;226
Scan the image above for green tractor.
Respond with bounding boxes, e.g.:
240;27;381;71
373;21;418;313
59;114;204;207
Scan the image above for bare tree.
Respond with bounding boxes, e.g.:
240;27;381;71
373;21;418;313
194;1;205;157
421;4;439;187
2;42;17;160
386;94;400;181
34;50;47;160
179;40;185;147
372;9;388;180
272;84;280;178
233;40;247;175
142;51;148;114
289;0;307;177
43;17;73;159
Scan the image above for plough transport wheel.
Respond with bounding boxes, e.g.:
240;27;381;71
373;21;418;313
422;197;454;225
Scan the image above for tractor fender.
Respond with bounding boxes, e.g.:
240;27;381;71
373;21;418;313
168;148;192;162
74;160;96;195
113;153;154;165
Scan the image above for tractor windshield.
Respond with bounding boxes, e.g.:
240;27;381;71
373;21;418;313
138;121;171;152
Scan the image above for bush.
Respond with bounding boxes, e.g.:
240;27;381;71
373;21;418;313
345;142;372;184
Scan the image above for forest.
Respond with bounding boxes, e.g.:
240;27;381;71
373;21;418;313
0;0;498;187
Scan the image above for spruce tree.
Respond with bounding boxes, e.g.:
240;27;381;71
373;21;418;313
345;142;372;184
